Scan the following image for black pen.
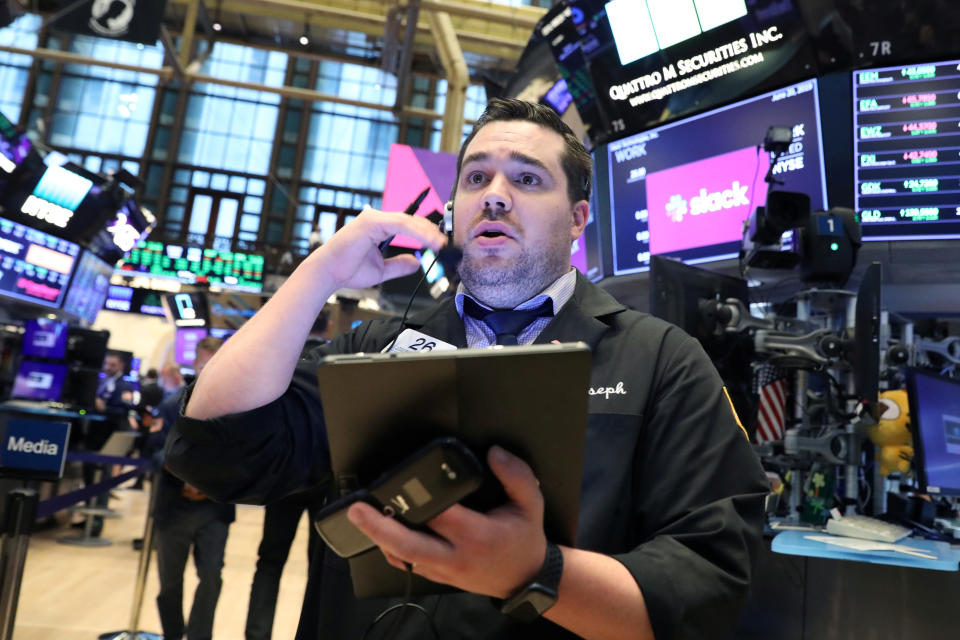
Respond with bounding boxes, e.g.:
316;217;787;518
378;186;431;252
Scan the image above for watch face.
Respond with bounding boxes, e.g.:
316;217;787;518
502;583;559;622
525;585;559;614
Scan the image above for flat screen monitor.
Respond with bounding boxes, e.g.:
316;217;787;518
543;78;574;115
61;250;113;324
799;1;960;72
117;241;264;292
648;255;754;424
853;58;960;241
104;284;135;312
0;111;31;177
6;159;108;243
607;78;827;275
60;366;100;408
88;198;155;266
136;289;166;316
175;327;208;366
22;319;68;359
12;360;68;401
207;290;260;332
380;144;456;250
538;0;817;145
906;368;960;497
164;292;209;328
649;256;749;343
0;215;79;309
208;327;236;341
65;327;109;369
101;285;166;317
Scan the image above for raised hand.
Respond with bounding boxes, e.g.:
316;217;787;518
314;206;448;292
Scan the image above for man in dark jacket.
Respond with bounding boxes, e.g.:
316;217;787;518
168;99;769;640
154;338;234;640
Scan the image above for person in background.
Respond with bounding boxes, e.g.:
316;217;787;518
94;351;135;435
308;224;323;252
152;338;233;640
244;489;322;640
132;367;162;490
75;351;136;535
158;363;185;404
138;368;162;413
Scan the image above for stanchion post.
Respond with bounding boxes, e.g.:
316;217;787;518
98;468;162;640
0;488;39;640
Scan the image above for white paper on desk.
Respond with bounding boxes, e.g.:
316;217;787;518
804;535;936;559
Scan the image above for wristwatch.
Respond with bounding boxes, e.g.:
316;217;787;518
499;541;564;622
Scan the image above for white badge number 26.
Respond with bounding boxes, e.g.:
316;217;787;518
387;329;457;353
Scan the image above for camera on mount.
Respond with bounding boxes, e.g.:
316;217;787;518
743;191;811;269
799;208;861;287
742;126;811;270
741;126;861;287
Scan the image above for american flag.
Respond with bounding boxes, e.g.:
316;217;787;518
754;364;789;444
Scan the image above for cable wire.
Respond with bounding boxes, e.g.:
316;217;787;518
360;563;440;640
384;251;440;351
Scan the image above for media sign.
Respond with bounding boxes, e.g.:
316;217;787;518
0;416;71;480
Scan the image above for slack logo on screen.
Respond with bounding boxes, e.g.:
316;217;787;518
666;181;750;223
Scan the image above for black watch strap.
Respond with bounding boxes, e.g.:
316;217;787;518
499;541;564;622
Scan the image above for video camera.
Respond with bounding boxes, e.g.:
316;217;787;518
741;126;862;287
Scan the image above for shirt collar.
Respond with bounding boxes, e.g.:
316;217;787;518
455;267;578;319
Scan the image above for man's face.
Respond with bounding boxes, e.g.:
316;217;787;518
103;355;122;377
194;348;215;376
453;120;588;309
159;368;179;391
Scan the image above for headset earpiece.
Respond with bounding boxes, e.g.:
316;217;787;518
443;201;454;234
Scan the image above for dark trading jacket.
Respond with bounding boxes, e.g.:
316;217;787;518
166;273;769;640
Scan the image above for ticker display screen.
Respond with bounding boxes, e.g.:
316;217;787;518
0;215;79;308
607;78;827;275
61;250;113;324
117;241;264;292
854;59;960;240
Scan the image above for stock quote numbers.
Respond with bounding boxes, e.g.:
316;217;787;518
854;61;960;226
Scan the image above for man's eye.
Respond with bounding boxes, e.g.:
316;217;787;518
467;172;485;184
518;174;540;186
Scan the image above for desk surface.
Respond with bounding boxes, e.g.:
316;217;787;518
772;529;960;571
0;400;108;421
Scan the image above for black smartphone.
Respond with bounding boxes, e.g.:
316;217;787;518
314;437;485;558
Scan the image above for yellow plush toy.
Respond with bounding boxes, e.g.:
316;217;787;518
868;389;914;476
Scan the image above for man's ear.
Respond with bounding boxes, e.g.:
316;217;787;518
571;200;589;240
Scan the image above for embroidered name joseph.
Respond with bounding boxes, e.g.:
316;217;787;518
589;382;627;399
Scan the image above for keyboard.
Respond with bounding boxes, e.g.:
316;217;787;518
825;514;912;543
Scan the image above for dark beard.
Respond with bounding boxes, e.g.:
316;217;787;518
458;242;570;309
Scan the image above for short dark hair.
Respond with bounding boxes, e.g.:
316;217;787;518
195;337;223;354
453;98;592;205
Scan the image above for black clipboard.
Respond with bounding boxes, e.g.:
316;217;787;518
315;342;592;598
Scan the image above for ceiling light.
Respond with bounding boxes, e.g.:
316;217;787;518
300;18;310;46
213;22;222;32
